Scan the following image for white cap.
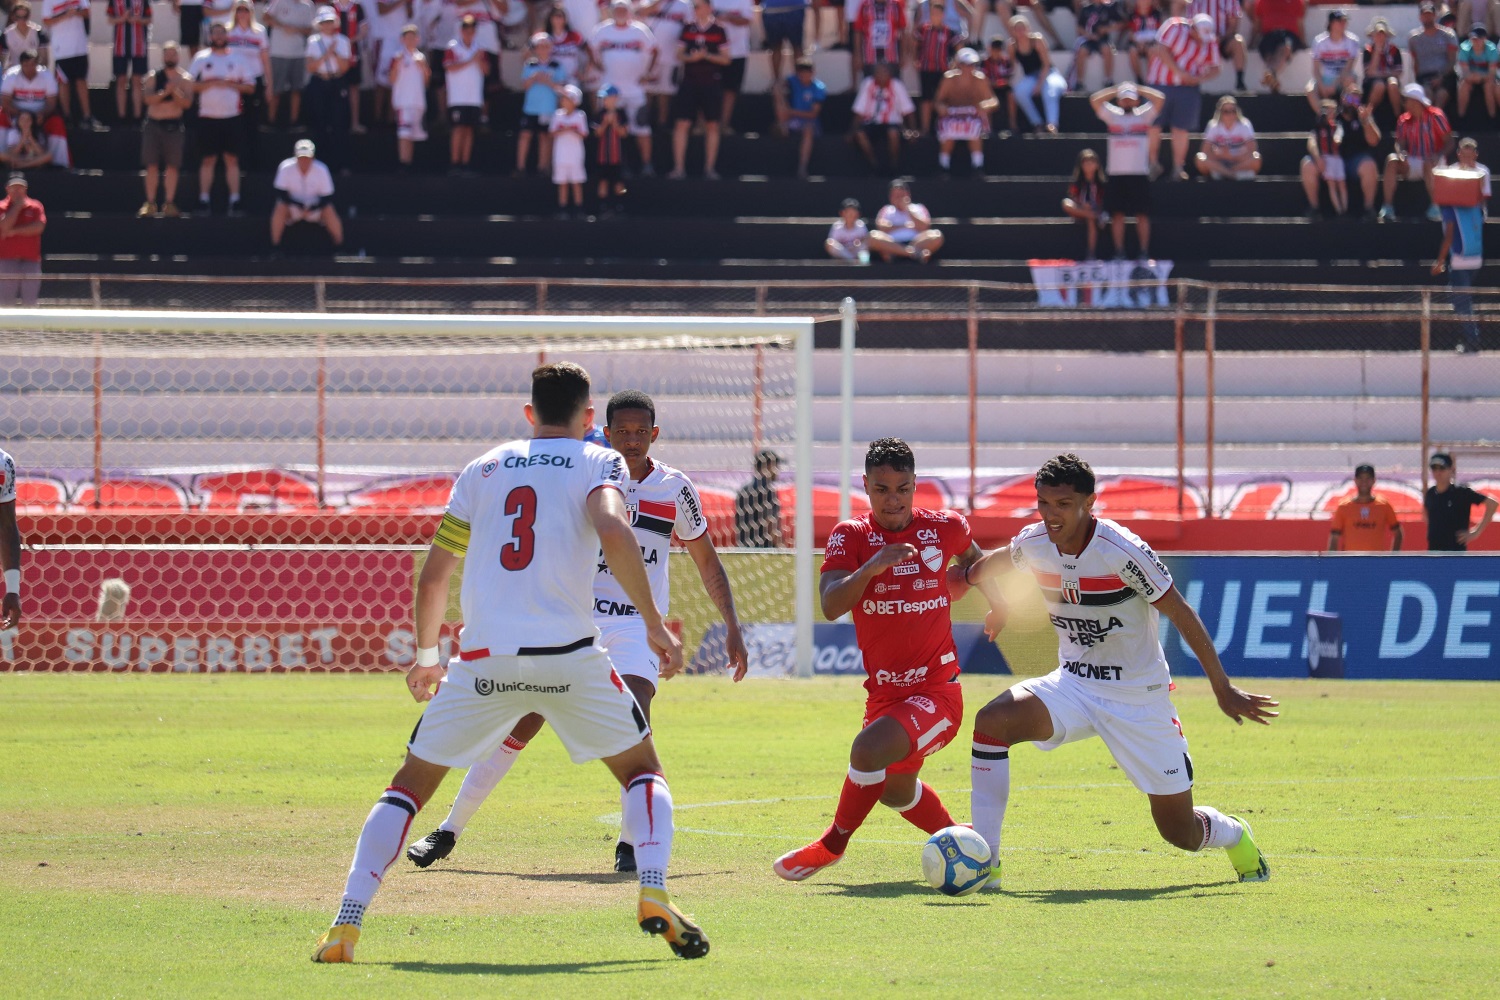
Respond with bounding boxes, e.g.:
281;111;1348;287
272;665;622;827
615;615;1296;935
1192;13;1215;37
955;47;980;65
1116;81;1139;101
561;84;582;103
1402;82;1432;106
530;31;550;46
314;5;337;23
294;138;316;157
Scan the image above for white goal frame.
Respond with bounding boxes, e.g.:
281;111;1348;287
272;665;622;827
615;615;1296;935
7;308;818;677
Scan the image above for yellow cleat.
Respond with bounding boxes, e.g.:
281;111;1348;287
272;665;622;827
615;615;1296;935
1227;815;1270;883
310;924;360;963
638;887;710;959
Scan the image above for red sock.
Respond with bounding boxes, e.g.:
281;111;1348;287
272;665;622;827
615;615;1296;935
821;771;886;854
898;782;955;835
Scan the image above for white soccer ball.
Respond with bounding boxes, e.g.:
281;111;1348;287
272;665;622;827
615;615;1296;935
921;825;992;897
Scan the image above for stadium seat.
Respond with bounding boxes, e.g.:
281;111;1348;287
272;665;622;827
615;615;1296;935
194;469;319;512
14;478;68;513
975;476;1041;517
1222;480;1294;520
1093;476;1205;520
346;475;456;513
72;478;191;511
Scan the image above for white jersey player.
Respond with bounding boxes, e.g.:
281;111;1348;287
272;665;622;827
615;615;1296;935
313;364;709;965
0;447;21;630
406;389;749;874
959;453;1278;890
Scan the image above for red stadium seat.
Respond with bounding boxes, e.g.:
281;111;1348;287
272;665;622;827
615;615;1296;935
913;479;951;509
72;478;191;511
14;477;67;512
347;475;456;513
1222;480;1293;519
195;469;318;511
974;476;1038;516
1093;476;1205;519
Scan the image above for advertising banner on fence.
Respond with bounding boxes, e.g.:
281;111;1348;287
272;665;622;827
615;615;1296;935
1159;555;1500;680
689;622;1011;679
1028;259;1175;308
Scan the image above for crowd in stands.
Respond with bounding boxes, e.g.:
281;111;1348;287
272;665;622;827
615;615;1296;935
0;0;1493;263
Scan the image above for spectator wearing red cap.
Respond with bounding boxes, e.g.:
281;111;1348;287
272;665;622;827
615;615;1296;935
1380;82;1452;222
0;172;44;305
1146;12;1219;181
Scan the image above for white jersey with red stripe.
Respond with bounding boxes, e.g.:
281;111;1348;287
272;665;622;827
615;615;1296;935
1010;517;1176;704
438;437;627;656
592;19;655;95
591;458;708;621
1145;16;1220;86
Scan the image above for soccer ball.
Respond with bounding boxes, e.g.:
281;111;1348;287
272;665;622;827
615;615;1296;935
921;825;992;897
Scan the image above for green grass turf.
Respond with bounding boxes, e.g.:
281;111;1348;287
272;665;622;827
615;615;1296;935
1;674;1495;999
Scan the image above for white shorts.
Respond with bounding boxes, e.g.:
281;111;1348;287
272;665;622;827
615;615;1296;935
396;106;427;142
553;154;586;184
286;204;324;224
408;645;649;768
1019;669;1193;796
1403;156;1435;175
938;108;985;142
1321;156;1345;182
598;618;658;686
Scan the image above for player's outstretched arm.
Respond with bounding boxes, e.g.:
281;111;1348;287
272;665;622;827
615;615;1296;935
684;533;748;682
0;498;20;629
1155;586;1279;727
590;487;684;677
411;545;462;702
947;542;1009;639
819;542;918;620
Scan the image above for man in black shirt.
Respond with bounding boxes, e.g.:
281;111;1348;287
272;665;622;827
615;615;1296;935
735;448;784;547
1424;452;1497;551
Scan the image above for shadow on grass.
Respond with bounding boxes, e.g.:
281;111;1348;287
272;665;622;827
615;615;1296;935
422;869;735;885
382;958;662;976
820;879;935;899
1007;881;1233;904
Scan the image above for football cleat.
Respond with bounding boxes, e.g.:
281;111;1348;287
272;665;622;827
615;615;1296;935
310;924;359;963
773;840;843;882
638;887;710;959
1227;815;1270;883
614;841;637;873
406;829;456;869
981;858;1003;891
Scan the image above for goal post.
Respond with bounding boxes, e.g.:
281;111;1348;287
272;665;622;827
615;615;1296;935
1;308;817;677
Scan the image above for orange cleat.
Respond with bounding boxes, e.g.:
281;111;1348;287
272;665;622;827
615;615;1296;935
773;840;843;882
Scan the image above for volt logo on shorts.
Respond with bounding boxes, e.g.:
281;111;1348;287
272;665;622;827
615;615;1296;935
874;665;929;686
474;678;573;695
1061;660;1124;680
862;595;950;615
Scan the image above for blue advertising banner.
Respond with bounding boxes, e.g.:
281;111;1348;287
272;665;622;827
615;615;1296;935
690;622;1011;679
1159;556;1500;680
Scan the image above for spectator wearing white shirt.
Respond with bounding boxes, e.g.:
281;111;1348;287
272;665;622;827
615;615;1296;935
1;6;50;74
305;7;353;167
226;0;272;136
825;197;870;262
642;0;690;126
592;2;658;175
41;0;96;129
1;51;70;167
1195;94;1259;178
851;61;914;172
710;0;749;131
191;22;254;215
265;0;317;126
390;24;429;168
869;179;942;263
271;138;344;250
1091;81;1161;258
550;83;587;214
1307;10;1360;117
444;14;486;172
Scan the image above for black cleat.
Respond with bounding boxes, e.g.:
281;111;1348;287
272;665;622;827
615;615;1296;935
614;841;637;873
407;829;456;868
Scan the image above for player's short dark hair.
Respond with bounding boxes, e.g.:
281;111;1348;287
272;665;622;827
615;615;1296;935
865;437;915;474
530;362;591;426
1036;453;1096;495
1354;463;1375;477
606;389;655;426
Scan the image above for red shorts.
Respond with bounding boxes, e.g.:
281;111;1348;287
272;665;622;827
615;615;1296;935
863;680;963;775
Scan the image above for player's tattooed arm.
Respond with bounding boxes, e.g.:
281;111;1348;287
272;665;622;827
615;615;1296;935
819;542;918;619
684;533;748;682
1155;586;1280;727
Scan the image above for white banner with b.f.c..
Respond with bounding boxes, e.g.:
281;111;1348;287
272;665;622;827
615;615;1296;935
1029;258;1174;308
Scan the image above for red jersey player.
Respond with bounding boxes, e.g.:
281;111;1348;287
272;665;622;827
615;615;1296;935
774;438;994;882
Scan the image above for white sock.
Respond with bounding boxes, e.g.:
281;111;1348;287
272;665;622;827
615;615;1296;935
617;784;633;846
970;738;1010;864
938;152;951;169
1194;806;1244;851
971;151;984;169
335;785;421;928
439;735;526;836
623;772;674;890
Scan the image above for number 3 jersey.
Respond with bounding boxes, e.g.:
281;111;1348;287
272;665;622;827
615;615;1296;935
821;508;973;699
1010;517;1175;704
435;437;626;656
592;458;709;620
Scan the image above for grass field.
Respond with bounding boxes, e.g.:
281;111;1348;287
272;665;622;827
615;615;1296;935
1;673;1496;999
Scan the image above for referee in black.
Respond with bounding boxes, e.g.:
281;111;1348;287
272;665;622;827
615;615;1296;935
1424;452;1498;551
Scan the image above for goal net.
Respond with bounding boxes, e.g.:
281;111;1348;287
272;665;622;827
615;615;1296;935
0;310;815;676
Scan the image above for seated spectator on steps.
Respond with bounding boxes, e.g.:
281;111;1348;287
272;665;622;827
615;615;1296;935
869;179;943;263
270;139;344;251
1455;25;1496;121
1301;98;1348;218
775;57;824;179
0;111;51;168
1009;15;1065;133
1362;18;1402;118
1062;148;1107;260
980;36;1016;135
826;197;870;262
1249;0;1305;94
934;48;997;177
1195;95;1260;179
1306;10;1359;117
1301;85;1380;220
1407;2;1457;112
852;61;916;173
0;51;68;168
1380;82;1452;223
